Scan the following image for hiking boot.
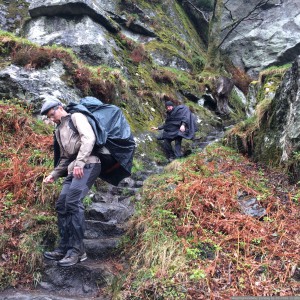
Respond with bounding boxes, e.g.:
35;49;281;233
58;252;87;267
44;250;65;261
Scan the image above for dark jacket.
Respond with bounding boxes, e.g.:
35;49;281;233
159;105;196;140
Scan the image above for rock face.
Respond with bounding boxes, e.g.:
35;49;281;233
251;56;300;179
0;0;232;137
269;56;300;162
24;15;120;67
28;0;120;32
178;0;210;44
220;0;300;77
24;0;160;67
0;61;81;111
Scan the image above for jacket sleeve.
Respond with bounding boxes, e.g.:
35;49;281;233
71;113;96;168
50;155;73;180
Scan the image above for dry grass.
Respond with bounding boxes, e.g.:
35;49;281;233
120;145;300;299
0;101;57;289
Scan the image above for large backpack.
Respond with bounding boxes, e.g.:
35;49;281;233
55;97;135;186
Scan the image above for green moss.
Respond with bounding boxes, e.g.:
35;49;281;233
192;55;206;72
252;129;281;166
0;0;30;32
228;88;246;121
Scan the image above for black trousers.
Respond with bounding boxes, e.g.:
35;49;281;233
55;163;101;254
163;137;182;159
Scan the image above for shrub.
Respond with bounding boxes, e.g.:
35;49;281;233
130;44;147;64
11;46;53;69
192;55;205;72
117;33;135;50
73;66;92;95
151;69;175;84
227;65;252;95
90;78;115;103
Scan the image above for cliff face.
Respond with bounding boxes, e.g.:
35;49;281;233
0;0;230;150
1;0;300;171
2;0;300;79
180;0;300;77
220;0;300;77
253;56;300;179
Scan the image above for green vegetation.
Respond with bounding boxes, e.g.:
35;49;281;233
0;29;212;134
115;144;300;299
0;1;298;298
225;66;289;166
258;63;292;84
0;1;29;31
0;100;58;289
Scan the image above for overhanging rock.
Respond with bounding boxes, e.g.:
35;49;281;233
29;0;120;33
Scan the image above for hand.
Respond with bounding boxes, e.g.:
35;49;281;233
151;126;158;130
180;124;186;132
43;174;55;184
73;166;84;179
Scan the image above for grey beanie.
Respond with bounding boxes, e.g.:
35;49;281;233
165;101;174;107
40;99;62;115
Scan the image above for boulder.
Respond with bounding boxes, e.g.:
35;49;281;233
220;0;300;77
85;202;134;223
0;62;81;111
24;15;121;67
215;76;234;115
28;0;120;32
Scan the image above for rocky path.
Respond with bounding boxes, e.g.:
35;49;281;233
0;163;162;300
0;130;224;300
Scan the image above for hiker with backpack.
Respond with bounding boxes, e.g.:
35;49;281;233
151;100;196;162
41;99;101;266
40;97;135;267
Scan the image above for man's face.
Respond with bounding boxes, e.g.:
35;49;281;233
47;106;62;124
166;105;173;112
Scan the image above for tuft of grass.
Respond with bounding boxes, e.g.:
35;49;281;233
258;64;291;84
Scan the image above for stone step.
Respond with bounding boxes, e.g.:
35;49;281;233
84;237;120;259
85;202;134;223
110;186;136;197
0;289;109;300
39;259;116;298
84;219;126;239
198;141;210;149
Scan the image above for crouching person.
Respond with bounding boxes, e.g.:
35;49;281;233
41;99;101;267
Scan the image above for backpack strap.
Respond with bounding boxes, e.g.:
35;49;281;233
68;115;78;133
68;114;121;176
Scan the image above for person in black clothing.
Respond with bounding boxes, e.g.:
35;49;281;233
152;101;196;161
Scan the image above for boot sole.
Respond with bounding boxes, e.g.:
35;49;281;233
79;252;87;262
43;253;65;261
